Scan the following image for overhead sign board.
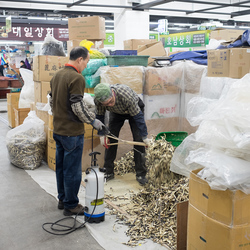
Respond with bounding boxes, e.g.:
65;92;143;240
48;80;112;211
160;30;210;47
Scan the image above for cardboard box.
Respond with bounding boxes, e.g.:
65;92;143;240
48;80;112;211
189;169;250;226
67;39;104;54
36;106;49;137
144;94;180;120
124;39;157;50
210;29;244;41
7;92;20;128
47;114;99;171
68;16;106;40
207;48;250;79
34;81;51;104
229;48;250;79
137;41;166;65
187;204;250;250
100;66;144;94
33;55;69;82
207;49;230;77
14;108;30;127
144;66;182;95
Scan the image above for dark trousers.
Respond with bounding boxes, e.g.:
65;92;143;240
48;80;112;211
103;112;146;177
53;133;84;209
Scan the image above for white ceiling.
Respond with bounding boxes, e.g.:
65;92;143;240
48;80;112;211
0;0;250;31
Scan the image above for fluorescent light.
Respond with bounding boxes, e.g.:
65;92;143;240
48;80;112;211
0;41;25;45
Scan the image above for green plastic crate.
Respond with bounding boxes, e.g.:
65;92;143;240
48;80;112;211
155;131;188;147
106;55;149;67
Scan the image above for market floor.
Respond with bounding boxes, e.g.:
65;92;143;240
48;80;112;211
0;99;104;250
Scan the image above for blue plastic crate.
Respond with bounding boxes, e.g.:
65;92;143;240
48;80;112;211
109;50;137;56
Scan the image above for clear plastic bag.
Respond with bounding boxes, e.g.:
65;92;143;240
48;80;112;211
170;133;207;177
18;68;34;108
6;111;46;170
41;35;66;56
185;148;250;194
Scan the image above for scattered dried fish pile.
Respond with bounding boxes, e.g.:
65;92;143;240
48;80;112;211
6;128;46;170
146;137;175;186
125;177;189;249
114;150;135;175
108;137;189;249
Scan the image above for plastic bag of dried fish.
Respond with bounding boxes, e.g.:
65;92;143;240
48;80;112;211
6;111;46;170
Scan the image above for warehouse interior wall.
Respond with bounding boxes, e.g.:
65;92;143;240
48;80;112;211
114;10;150;49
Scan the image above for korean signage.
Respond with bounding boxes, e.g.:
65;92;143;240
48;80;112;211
104;32;114;46
160;30;210;47
0;23;69;41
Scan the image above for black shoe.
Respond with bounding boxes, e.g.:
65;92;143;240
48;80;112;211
63;204;85;216
104;173;114;181
136;175;148;186
58;200;64;210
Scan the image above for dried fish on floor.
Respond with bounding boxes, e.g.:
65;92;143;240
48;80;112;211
125;177;189;249
114;150;135;175
107;137;189;249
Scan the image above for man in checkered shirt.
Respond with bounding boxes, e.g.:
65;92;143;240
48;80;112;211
94;83;151;185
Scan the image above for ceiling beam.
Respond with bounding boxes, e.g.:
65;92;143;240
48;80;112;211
231;9;250;17
133;0;172;10
186;0;250;14
67;0;88;8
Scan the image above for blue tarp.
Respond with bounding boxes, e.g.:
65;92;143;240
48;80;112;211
169;29;250;65
169;50;208;65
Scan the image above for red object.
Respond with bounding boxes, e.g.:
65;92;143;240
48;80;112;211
103;137;110;149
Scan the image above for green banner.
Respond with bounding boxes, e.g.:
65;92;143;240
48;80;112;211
104;33;114;46
6;16;12;33
161;30;210;47
149;33;159;41
103;33;158;46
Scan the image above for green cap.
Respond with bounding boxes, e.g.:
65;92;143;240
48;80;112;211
94;83;112;102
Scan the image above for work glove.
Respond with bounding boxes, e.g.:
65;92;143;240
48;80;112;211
92;119;106;131
143;137;152;146
100;136;110;149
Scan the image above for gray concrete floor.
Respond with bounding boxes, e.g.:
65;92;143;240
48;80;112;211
0;99;104;250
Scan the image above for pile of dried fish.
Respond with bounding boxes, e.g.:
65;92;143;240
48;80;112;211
146;137;176;186
114;150;135;175
125;177;189;249
6;128;46;170
108;137;189;249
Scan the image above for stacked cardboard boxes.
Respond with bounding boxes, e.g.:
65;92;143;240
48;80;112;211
67;16;106;54
33;55;69;167
207;48;250;78
187;169;250;249
7;92;20;128
210;29;244;41
47;114;103;172
67;40;104;54
124;39;166;66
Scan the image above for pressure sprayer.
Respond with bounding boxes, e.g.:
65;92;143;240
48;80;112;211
84;151;105;223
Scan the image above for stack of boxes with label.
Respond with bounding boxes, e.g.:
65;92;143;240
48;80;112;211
33;55;69;170
207;29;248;78
67;16;106;94
188;168;250;249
